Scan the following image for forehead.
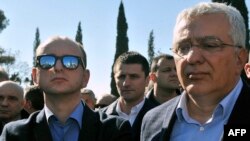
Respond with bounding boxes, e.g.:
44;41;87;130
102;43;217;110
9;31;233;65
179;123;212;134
115;64;144;74
0;85;22;98
174;13;230;42
158;58;174;66
37;39;82;57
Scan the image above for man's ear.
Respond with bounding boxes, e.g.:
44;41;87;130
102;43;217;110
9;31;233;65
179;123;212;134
82;69;90;88
236;48;248;73
244;63;250;79
149;73;157;82
32;67;38;85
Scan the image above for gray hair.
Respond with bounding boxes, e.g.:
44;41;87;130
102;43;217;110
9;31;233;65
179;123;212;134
175;2;246;48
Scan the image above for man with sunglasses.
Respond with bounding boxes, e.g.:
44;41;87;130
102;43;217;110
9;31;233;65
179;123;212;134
141;2;250;141
1;36;132;141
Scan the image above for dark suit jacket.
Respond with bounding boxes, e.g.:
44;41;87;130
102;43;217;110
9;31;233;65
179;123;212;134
141;81;250;141
0;103;132;141
101;98;156;141
0;110;29;134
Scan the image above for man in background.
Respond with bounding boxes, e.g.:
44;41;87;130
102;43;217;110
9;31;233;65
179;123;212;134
0;81;25;134
101;51;155;141
80;88;96;110
95;94;117;109
23;85;44;114
146;54;180;106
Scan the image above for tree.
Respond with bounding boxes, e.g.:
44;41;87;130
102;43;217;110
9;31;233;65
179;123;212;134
0;9;13;65
0;9;9;33
0;48;15;65
75;21;83;45
148;30;155;66
33;27;40;67
110;1;129;97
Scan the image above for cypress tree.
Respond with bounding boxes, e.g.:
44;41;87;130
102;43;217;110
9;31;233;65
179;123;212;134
75;21;83;45
33;27;40;67
148;30;155;66
110;1;129;97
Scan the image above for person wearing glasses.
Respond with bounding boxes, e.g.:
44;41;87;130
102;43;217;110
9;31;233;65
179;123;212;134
141;2;250;141
0;36;132;141
95;94;117;109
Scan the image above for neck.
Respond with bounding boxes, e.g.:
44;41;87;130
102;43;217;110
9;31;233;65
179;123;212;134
186;94;221;124
45;93;81;123
154;87;178;104
119;96;144;115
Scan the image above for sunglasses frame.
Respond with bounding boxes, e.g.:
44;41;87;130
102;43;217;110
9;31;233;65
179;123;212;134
36;54;85;70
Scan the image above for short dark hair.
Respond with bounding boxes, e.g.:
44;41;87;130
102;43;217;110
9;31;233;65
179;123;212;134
150;54;174;72
113;51;149;77
24;85;44;110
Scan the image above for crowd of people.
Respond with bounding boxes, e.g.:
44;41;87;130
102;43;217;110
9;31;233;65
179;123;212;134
0;2;250;141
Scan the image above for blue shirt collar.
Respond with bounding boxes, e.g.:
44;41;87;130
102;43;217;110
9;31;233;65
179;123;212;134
176;79;243;124
45;101;84;128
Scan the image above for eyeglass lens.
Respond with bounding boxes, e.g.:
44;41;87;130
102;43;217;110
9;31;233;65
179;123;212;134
38;55;81;69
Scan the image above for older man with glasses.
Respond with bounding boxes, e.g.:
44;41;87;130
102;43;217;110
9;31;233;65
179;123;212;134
141;2;250;141
1;36;132;141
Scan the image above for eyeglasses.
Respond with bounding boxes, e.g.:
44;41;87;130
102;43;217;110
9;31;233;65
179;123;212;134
170;36;241;58
36;55;85;70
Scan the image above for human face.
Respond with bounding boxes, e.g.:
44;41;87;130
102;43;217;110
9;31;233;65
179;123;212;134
152;58;179;90
32;40;89;96
0;86;24;121
114;64;149;103
172;14;247;98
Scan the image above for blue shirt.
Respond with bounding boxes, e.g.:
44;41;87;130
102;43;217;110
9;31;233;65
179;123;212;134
45;102;84;141
170;79;243;141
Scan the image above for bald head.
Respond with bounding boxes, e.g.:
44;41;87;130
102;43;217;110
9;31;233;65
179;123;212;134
0;81;24;122
35;36;87;67
0;81;24;99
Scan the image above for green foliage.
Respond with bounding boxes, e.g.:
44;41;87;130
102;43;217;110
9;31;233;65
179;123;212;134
0;48;15;65
75;21;83;45
148;30;155;66
0;9;9;33
33;27;40;67
110;1;129;97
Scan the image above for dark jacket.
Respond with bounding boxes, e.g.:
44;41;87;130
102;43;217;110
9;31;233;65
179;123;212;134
141;81;250;141
101;98;156;141
0;103;132;141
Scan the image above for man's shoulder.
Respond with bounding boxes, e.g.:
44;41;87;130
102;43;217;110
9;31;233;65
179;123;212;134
93;110;133;141
143;95;180;121
4;111;40;130
1;111;41;140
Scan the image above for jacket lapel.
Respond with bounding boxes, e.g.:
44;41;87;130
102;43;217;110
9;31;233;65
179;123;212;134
78;104;100;141
161;96;180;141
105;100;119;115
33;110;53;141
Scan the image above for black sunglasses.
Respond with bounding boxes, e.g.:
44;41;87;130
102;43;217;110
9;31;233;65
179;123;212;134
36;55;85;70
